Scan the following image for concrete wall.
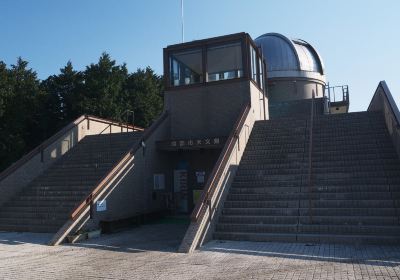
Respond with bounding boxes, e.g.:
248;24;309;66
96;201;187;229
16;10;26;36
165;80;252;139
92;79;268;224
329;104;348;114
268;79;325;103
368;82;400;158
0;116;138;208
92;116;171;222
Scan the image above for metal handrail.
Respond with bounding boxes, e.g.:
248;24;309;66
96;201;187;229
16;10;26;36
70;110;169;220
325;84;349;103
190;103;251;222
120;109;135;132
0;114;145;183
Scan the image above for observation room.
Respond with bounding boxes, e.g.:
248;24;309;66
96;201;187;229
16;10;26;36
163;32;266;91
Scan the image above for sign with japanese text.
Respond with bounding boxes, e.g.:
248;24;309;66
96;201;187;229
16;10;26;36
157;137;225;151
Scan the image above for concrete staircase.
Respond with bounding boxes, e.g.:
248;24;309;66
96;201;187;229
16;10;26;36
214;111;400;244
0;132;142;233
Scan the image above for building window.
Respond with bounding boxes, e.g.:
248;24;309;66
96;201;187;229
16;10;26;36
258;57;264;90
207;42;243;82
170;48;203;86
250;46;258;83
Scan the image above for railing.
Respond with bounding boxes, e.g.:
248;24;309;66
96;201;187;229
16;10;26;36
120;109;135;133
0;114;143;209
0;115;86;182
307;92;315;224
325;84;349;104
191;104;251;223
0;114;142;182
179;103;252;253
50;110;169;245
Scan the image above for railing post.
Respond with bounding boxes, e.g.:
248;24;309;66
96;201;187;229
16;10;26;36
87;194;93;219
207;198;212;223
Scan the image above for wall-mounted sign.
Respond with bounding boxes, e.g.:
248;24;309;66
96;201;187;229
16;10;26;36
157;137;225;151
96;200;107;212
153;174;165;190
196;171;205;184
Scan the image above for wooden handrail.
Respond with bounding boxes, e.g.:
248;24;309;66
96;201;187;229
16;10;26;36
70;110;169;220
190;103;251;222
0;115;143;182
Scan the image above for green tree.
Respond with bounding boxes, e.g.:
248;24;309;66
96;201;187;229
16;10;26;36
0;58;47;170
125;67;163;127
0;54;164;172
41;61;84;132
81;53;128;120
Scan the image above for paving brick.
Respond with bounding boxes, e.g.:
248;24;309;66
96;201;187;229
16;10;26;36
2;224;400;279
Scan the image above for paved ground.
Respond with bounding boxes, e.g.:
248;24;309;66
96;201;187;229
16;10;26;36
1;223;400;279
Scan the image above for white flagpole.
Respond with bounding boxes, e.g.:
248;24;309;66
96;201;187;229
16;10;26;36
181;0;184;43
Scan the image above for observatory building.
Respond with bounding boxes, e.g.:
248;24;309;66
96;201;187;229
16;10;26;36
0;32;399;252
255;33;326;102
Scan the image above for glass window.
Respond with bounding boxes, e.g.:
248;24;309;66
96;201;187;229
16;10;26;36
258;57;264;90
207;42;243;82
250;46;258;83
170;49;203;86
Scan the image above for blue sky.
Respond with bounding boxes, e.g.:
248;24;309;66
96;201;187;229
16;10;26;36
1;0;399;112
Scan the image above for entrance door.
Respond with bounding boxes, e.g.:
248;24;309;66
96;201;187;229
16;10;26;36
174;169;188;213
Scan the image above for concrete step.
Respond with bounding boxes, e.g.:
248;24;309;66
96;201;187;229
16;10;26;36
215;223;400;236
0;210;69;220
23;190;90;197
226;192;399;201
0;217;65;227
0;223;61;233
224;199;397;208
222;207;398;217
9;200;78;207
0;206;73;213
16;195;84;202
214;232;400;245
230;185;400;194
219;215;399;226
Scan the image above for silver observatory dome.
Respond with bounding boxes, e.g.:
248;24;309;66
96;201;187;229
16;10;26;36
255;33;326;102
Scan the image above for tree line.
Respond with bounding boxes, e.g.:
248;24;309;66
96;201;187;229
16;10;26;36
0;53;164;171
